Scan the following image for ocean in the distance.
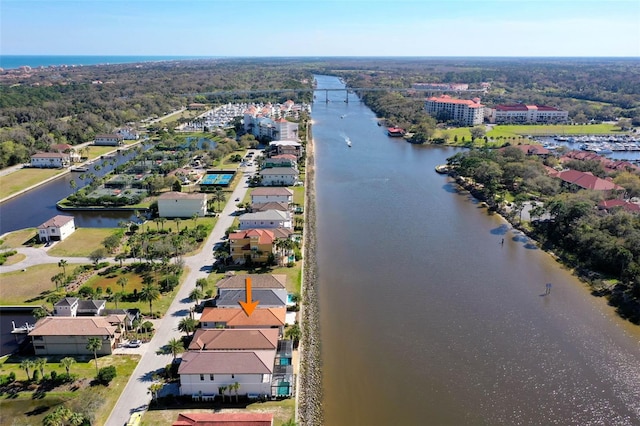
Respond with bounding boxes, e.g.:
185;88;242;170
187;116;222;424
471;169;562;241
0;55;216;70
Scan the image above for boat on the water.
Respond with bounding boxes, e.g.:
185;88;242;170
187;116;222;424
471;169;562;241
435;164;450;174
387;127;406;137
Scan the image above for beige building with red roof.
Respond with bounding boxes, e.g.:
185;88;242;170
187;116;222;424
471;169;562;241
229;228;293;264
487;104;568;124
425;95;485;126
199;307;286;333
549;169;625;193
28;317;118;355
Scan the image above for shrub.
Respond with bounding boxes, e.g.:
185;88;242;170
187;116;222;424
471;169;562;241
96;365;117;385
50;370;57;381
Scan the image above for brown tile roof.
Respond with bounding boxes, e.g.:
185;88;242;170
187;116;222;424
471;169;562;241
598;199;640;212
31;152;69;159
178;351;275;375
200;307;286;327
229;229;276;245
216;274;286;290
172;412;273;426
37;215;74;229
188;328;279;351
29;317;117;337
250;202;290;212
554;170;624;191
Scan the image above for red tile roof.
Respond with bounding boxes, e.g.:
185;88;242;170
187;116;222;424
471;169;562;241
427;95;483;108
554;170;624;191
598;199;640;212
189;328;279;351
200;307;286;327
37;215;74;229
172;412;273;426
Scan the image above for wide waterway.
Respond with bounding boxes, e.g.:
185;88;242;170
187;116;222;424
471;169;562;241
313;75;640;425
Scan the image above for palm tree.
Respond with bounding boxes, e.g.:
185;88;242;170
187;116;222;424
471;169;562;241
35;357;47;378
139;283;160;317
285;323;301;349
166;337;184;360
112;292;122;309
159;217;167;231
191;213;199;227
231;381;240;402
149;382;163;404
51;272;65;291
174;218;182;233
212;188;225;212
195;278;208;290
219;385;228;403
20;359;35;381
58;259;68;277
178;317;198;337
117;276;129;293
189;287;204;305
86;337;102;374
60;357;76;376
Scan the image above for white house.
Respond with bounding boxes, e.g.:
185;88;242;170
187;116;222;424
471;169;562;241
250;187;293;205
30;152;70;168
178;351;276;399
37;215;76;243
239;210;292;230
94;134;124;146
116;127;140;140
259;167;299;186
158;192;207;218
54;297;106;317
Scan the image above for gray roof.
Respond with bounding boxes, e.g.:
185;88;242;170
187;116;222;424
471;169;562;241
240;210;290;221
215;289;286;307
259;167;298;176
216;274;287;290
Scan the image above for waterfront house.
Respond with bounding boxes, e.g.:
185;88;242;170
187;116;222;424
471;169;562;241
50;143;81;162
53;297;106;317
229;228;293;264
172;412;274;426
250;187;293;204
158;191;207;218
268;140;303;159
216;274;287;302
239;210;292;231
249;201;290;213
263;154;298;169
549;169;625;194
94;134;124;146
28;316;118;356
187;328;280;351
199;307;286;333
178;350;276;400
30;152;70;168
37;215;76;243
116;127;140;140
259;167;299;186
213;288;287;308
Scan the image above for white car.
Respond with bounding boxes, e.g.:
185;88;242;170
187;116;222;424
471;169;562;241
128;340;142;348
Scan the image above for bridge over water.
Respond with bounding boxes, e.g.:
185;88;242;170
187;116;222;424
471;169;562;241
188;87;486;103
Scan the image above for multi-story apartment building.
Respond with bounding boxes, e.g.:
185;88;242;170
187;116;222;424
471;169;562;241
486;104;569;124
425;95;485;126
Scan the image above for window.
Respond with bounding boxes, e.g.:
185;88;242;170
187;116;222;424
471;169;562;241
210;374;214;380
200;374;205;381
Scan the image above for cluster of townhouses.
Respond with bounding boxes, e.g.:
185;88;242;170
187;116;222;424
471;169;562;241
424;95;569;126
178;273;295;401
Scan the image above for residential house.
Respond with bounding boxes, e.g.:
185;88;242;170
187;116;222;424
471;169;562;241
501;144;551;157
598;199;640;213
250;187;293;204
178;351;276;399
172;412;274;426
213;289;287;308
250;201;290;213
53;297;106;317
239;210;292;230
216;274;287;303
30;152;70;168
262;154;297;169
199;307;286;333
259;167;299;186
188;328;280;351
37;215;76;243
28;317;118;356
229;228;293;264
50;144;81;162
549;169;625;194
116;127;140;140
158;192;207;218
268;140;302;159
94;134;124;146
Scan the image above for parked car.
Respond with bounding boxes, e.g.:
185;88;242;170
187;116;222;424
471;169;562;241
128;340;142;348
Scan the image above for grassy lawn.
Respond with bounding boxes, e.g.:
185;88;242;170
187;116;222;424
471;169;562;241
1;228;38;248
142;398;296;426
0;264;73;305
292;186;304;206
0;353;140;426
487;123;621;138
0;168;66;200
83;145;121;160
3;253;26;266
47;228;118;257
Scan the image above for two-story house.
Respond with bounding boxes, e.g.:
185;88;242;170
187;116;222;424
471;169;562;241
37;215;76;243
28;317;118;356
250;187;293;205
238;210;292;230
228;228;293;264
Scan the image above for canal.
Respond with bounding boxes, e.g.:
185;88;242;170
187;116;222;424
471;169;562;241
313;75;640;425
0;144;151;235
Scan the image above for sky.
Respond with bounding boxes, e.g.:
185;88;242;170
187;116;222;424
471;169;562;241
1;0;639;57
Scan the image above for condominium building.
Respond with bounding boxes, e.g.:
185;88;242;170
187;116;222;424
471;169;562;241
487;104;569;124
425;95;485;126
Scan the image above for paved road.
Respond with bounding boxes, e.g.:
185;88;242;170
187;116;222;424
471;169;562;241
105;159;257;426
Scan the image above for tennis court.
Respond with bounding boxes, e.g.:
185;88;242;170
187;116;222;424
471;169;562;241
201;173;234;186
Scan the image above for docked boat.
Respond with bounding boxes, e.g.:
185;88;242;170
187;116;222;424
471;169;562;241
435;164;450;174
70;166;88;172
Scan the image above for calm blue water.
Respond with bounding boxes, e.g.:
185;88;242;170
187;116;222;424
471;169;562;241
0;55;215;70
